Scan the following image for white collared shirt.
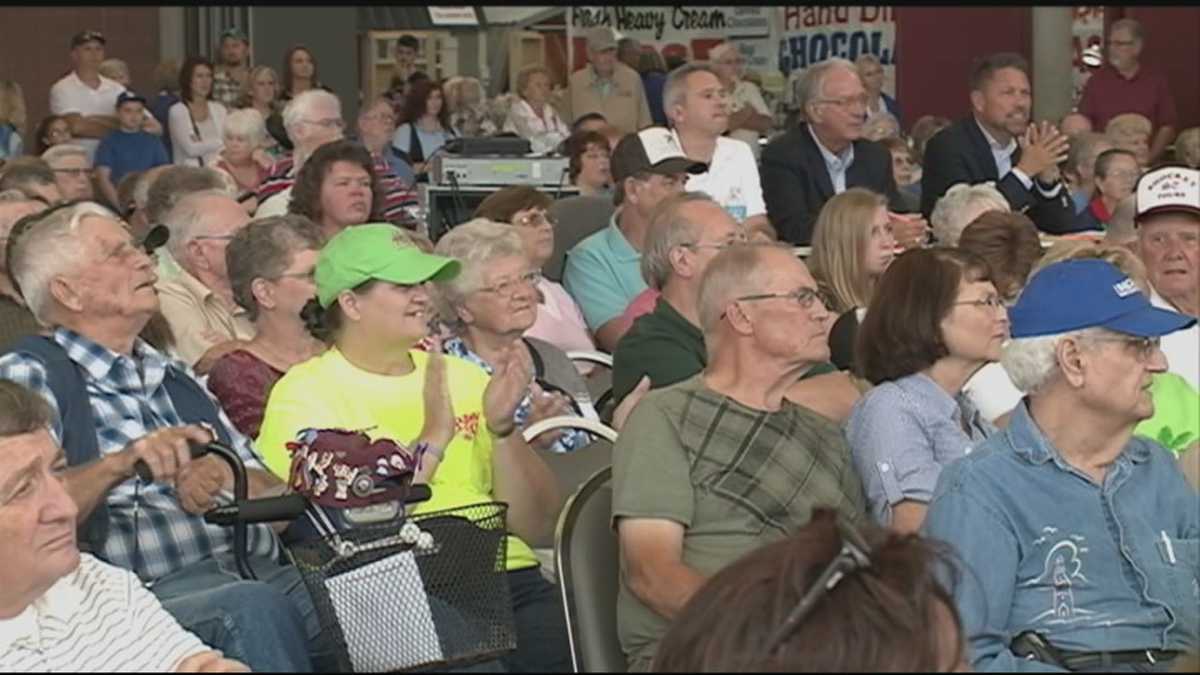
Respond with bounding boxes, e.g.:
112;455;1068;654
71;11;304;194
674;127;766;223
974;118;1062;198
807;124;855;194
1150;289;1200;390
48;71;128;161
0;555;208;672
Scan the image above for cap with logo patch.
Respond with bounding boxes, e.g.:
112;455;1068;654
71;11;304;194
70;30;106;49
315;223;460;308
610;127;708;185
1135;166;1200;222
1010;258;1196;338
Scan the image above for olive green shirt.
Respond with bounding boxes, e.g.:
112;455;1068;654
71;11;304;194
611;375;867;670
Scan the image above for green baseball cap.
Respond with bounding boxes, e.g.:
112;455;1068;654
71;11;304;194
315;223;460;308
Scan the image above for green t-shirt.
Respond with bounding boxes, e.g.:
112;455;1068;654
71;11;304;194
256;347;538;572
1135;372;1200;454
611;296;838;405
611;374;867;669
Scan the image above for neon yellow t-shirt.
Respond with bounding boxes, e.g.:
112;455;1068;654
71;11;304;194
1135;372;1200;454
256;347;538;571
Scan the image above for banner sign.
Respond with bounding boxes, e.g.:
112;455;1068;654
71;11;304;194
778;6;897;100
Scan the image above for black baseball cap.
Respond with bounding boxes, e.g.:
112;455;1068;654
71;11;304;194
116;91;147;108
70;30;106;49
610;127;707;184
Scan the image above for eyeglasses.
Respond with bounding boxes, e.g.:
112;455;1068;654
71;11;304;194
679;234;748;252
765;518;874;654
1102;170;1141;181
513;211;556;229
476;270;542;298
192;233;237;242
1091;335;1161;362
303;117;345;130
817;94;870;111
52;168;90;177
734;286;832;312
953;295;1006;310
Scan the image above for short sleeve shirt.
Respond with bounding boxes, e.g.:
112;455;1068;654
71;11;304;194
562;215;647;331
1078;64;1178;132
846;371;996;525
677;129;767;223
94;129;170;185
612;374;866;667
48;72;128;160
612;296;706;404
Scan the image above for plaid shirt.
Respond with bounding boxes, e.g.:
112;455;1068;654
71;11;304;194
0;328;279;582
211;69;242;108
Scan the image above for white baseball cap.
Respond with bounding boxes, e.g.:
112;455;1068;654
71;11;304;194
1135;166;1200;222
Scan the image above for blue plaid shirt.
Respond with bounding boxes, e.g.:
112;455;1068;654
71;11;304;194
442;336;591;454
0;328;279;582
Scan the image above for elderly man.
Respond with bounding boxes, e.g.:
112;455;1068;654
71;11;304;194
656;64;769;237
156;190;254;370
0;380;248;672
0;196;45;350
211;28;251;109
761;58;913;246
1136;166;1200;390
921;52;1077;234
42;145;95;203
0;159;63;206
353;96;420;221
1078;19;1177;165
563;128;703;352
613;242;867;670
709;42;773;161
0;202;319;671
48;30;159;162
567;27;652;136
1059;112;1094;138
255;89;345;213
923;258;1198;671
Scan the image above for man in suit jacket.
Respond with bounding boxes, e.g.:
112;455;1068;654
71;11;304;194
921;52;1077;234
761;58;916;246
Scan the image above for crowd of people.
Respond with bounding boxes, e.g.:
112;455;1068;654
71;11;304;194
0;15;1198;674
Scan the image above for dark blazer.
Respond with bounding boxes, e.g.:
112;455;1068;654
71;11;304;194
761;123;904;245
920;117;1077;234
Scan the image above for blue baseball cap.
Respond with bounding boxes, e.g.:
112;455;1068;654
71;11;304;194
1010;259;1196;338
116;91;146;108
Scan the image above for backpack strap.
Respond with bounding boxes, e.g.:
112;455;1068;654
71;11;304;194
6;335;108;552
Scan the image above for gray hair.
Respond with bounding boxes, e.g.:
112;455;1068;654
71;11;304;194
797;58;857;113
515;64;551;99
1109;18;1143;42
640;192;712;290
10;201;114;324
144;166;232;225
1002;327;1107;394
432;218;528;329
227;215;325;320
663;63;721;121
223;107;266;146
697;242;785;335
282;89;341;140
707;42;738;64
163;189;234;260
931;182;1010;246
0;379;53;440
41;144;90;167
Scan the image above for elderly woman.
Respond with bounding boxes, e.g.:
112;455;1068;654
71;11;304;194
1177;126;1200;169
168;56;228;167
924;258;1198;672
445;76;498;138
847;248;1008;532
930;181;1010;246
215;108;273;195
563;130;612;198
1073;147;1140;231
880;136;921;211
503;65;570;155
434;218;600;454
473;185;597;359
207;215;326;438
1105;112;1152;168
709;42;772;159
288;139;385;239
256;222;571;673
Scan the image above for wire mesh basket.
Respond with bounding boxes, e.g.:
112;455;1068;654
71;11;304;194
286;501;516;672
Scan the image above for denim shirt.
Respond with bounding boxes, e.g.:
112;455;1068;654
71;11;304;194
846;372;995;525
923;401;1200;672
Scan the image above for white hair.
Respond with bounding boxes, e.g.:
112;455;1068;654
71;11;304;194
1001;327;1106;394
223;107;266;146
432;218;527;330
707;42;738;63
931;182;1010;246
41;143;90;167
797;58;858;112
282;89;340;140
10;201;115;324
163;189;235;260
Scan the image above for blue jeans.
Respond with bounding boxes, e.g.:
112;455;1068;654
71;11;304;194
502;567;571;673
149;553;330;672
